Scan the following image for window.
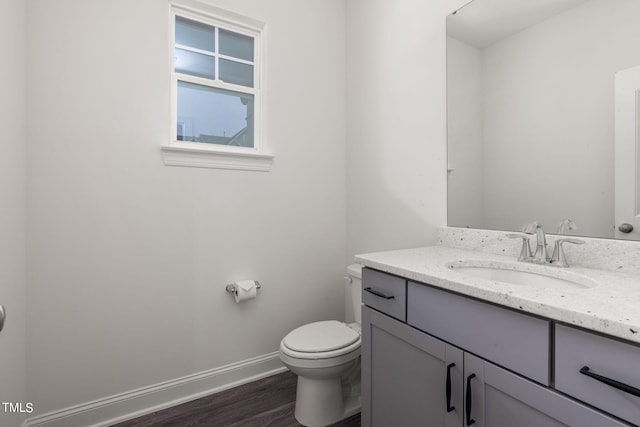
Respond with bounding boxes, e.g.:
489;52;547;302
163;2;273;171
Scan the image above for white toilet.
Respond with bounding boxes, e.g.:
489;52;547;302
279;264;363;427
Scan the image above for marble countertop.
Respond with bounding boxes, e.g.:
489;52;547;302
355;245;640;345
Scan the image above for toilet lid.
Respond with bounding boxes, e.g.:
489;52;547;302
283;320;360;353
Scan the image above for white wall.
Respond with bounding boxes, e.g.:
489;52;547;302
26;0;346;415
346;0;467;259
481;0;640;236
0;0;28;425
19;0;473;419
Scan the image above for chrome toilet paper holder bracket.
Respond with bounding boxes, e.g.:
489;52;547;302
225;281;261;296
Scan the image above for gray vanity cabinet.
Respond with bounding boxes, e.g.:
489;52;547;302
466;353;629;427
361;267;631;427
362;306;463;427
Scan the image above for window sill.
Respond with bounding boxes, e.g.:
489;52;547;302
161;145;274;171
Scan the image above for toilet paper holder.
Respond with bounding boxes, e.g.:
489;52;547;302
225;281;261;296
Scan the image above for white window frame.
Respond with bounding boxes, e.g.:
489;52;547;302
162;0;273;171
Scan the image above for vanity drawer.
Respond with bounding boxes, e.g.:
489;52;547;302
555;324;640;425
407;282;550;385
362;268;406;322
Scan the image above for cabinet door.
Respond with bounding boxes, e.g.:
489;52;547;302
463;354;630;427
555;324;640;425
362;306;463;427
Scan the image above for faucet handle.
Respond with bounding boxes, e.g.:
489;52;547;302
506;233;532;261
551;238;585;267
522;221;539;234
557;219;577;234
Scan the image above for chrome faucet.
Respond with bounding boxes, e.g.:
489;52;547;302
508;221;585;267
529;223;549;263
510;222;549;263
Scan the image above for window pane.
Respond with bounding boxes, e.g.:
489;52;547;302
177;81;254;148
175;48;215;79
220;59;253;87
219;29;254;61
175;16;215;52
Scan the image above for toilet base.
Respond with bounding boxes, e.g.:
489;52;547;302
294;375;361;427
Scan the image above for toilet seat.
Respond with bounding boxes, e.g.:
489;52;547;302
281;320;361;360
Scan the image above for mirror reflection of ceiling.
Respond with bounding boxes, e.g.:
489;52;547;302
446;0;640;241
447;0;589;48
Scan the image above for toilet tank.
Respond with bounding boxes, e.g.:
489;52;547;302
346;264;363;324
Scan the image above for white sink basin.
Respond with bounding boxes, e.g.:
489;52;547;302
446;261;597;290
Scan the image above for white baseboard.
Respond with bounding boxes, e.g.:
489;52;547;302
24;352;287;427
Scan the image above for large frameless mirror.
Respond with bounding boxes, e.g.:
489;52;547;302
447;0;640;240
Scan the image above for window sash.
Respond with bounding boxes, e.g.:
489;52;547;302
172;72;260;150
170;5;262;153
171;8;260;89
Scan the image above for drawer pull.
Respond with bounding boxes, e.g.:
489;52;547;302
580;366;640;398
364;287;395;300
465;373;476;426
446;363;455;412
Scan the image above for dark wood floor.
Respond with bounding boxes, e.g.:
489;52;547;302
112;371;361;427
